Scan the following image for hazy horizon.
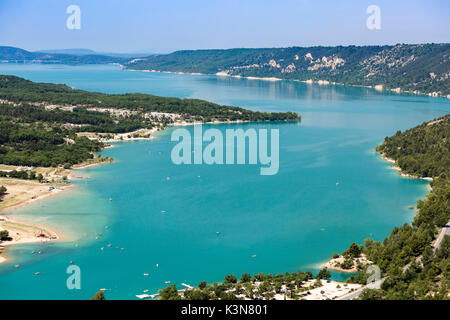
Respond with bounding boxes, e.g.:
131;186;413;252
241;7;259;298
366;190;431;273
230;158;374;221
0;0;449;54
3;41;450;57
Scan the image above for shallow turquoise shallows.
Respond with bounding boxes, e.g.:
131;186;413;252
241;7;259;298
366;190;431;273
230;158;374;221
0;64;448;299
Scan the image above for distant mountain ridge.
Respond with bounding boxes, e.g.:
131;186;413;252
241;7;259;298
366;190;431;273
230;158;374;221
37;48;154;58
0;46;126;64
36;48;98;55
1;44;449;96
124;44;450;97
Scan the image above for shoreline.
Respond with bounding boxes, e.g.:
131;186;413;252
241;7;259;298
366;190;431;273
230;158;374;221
320;254;372;273
319;153;434;274
123;66;450;100
0;156;116;264
0;117;288;266
0;182;75;213
379;153;433;182
0;215;63;265
0;182;74;264
0;123;171;265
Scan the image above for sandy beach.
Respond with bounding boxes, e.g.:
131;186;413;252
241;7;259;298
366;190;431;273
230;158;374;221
0;178;73;212
0;176;74;264
0;216;60;246
77;128;159;143
0;155;115;264
0;123;165;265
321;254;371;273
0;215;62;265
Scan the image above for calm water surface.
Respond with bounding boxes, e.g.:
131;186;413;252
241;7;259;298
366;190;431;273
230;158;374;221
0;63;448;299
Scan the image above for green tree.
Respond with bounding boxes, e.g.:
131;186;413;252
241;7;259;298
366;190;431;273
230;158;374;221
224;274;237;284
159;285;181;300
240;273;251;283
316;268;331;280
183;289;211;300
359;289;386;300
0;230;9;240
0;185;6;196
343;243;362;259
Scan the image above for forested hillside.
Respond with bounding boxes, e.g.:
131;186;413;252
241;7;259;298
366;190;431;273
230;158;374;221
3;44;449;96
125;44;450;96
0;75;299;167
377;114;450;178
349;115;450;299
0;46;124;64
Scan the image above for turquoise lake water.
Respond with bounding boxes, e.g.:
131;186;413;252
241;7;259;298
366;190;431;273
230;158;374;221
0;63;448;299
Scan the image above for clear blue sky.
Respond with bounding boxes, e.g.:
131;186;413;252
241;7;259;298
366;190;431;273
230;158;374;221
0;0;448;53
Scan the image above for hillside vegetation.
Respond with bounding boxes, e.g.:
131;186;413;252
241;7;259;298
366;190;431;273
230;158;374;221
377;114;450;178
349;115;450;299
125;44;450;96
0;46;124;64
2;44;448;96
0;75;299;167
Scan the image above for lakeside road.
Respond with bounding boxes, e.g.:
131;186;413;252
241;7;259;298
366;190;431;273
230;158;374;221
433;220;450;252
336;278;386;300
